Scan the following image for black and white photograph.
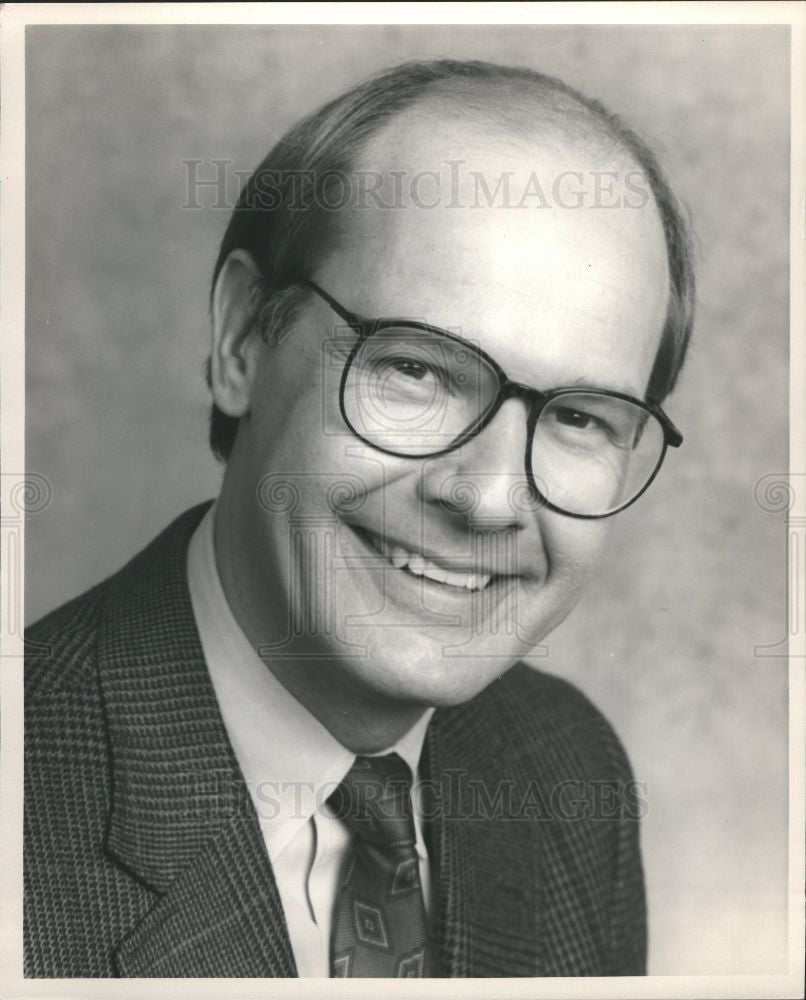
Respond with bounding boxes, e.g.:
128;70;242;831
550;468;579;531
1;3;803;996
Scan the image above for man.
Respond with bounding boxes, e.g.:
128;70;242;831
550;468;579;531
24;59;694;977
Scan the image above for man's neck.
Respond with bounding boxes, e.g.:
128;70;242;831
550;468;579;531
248;655;430;754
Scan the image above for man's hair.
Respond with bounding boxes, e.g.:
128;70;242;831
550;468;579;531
207;58;695;462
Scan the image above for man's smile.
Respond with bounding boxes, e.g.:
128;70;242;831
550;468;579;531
341;521;537;618
353;524;495;591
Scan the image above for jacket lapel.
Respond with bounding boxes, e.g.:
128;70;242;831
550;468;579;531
425;690;544;977
426;667;610;978
97;504;297;977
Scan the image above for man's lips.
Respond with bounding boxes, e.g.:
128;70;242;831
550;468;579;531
347;524;523;593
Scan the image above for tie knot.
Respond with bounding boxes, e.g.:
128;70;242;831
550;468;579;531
329;753;416;849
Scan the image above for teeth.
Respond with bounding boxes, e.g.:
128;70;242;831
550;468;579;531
421;565;449;586
363;531;494;591
390;546;409;570
408;555;426;575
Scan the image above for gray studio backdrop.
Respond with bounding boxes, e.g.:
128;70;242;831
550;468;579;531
25;24;790;975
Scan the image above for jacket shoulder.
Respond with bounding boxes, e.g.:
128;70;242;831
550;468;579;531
493;662;636;782
24;579;109;701
25;502;212;701
23;503;211;976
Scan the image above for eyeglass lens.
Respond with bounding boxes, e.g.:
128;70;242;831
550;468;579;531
341;326;665;517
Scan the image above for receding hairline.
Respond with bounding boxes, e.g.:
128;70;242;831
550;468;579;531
326;77;662;274
354;74;640;171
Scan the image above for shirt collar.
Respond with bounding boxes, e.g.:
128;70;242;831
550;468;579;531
187;502;434;858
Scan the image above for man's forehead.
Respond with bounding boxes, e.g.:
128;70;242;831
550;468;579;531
329;106;668;314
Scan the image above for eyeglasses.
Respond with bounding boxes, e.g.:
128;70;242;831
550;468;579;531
301;278;683;519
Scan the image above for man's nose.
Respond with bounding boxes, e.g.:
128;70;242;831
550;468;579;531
420;397;536;531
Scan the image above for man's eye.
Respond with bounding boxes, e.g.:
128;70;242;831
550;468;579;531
555;408;597;430
388;358;430;381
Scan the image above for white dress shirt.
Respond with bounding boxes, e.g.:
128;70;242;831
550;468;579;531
187;503;434;977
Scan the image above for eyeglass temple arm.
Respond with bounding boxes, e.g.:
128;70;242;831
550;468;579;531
299;278;364;331
658;412;683;448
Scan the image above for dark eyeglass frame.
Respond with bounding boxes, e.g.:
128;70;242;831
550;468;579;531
300;277;683;520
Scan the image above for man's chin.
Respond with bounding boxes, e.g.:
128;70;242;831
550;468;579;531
348;637;524;710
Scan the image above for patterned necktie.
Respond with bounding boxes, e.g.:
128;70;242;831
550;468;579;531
329;753;432;977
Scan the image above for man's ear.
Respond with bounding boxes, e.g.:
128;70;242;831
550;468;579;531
210;249;265;419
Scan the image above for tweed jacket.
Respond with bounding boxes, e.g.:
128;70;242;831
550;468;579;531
24;502;647;978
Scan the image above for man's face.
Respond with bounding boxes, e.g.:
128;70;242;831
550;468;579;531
227;118;669;710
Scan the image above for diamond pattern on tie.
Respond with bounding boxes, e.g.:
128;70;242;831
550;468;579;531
332;952;353;977
396;949;426;977
329;753;433;977
353;902;389;948
390;857;420;897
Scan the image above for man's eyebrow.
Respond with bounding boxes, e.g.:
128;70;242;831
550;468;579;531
564;375;645;397
342;306;647;399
